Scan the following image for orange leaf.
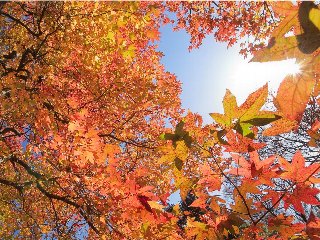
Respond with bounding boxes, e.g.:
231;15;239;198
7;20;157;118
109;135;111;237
224;131;266;153
146;29;160;41
276;73;315;122
307;213;320;239
278;151;320;182
262;117;297;136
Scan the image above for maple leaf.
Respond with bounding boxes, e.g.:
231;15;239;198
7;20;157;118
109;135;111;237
232;193;254;216
275;72;316;122
251;2;320;62
177;177;195;201
163;121;193;148
224;131;266;153
185;219;209;240
262;117;298;136
2;1;320;238
268;214;305;239
283;183;320;213
276;152;320;212
197;163;221;192
146;29;160;41
210;89;239;128
229;152;276;181
278;151;320;183
306;213;320;239
251;3;319;128
157;140;188;171
216;213;243;239
210;84;281;138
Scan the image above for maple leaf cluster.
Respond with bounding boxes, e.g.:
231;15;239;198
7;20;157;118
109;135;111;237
0;1;319;239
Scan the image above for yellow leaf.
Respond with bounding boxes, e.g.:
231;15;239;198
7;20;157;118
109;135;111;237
68;121;80;132
309;8;320;30
210;89;238;127
187;220;207;231
175;175;193;200
240;84;268;122
107;31;115;41
233;194;252;215
141;222;150;234
122;45;136;59
211;84;279;137
147;201;164;211
175;140;188;162
157;145;175;164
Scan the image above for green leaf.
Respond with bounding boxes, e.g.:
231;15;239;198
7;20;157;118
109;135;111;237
239;123;254;138
159;133;166;140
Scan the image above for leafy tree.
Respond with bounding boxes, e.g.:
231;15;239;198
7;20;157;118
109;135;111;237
0;1;319;239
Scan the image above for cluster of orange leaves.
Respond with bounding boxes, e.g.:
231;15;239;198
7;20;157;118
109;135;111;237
0;1;319;239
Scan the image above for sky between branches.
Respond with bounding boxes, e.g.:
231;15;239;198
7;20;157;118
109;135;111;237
159;24;299;124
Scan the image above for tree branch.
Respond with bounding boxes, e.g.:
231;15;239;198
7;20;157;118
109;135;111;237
0;177;23;193
9;155;100;235
201;146;255;223
0;10;41;37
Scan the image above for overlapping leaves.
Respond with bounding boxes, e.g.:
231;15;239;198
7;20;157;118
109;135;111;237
210;84;280;139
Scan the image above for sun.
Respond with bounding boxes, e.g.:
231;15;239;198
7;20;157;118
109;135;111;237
228;58;301;104
282;59;301;76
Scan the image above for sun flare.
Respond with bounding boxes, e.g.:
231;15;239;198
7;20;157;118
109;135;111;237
228;58;301;104
283;59;301;76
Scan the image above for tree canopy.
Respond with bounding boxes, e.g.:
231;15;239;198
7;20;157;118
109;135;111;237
0;1;319;239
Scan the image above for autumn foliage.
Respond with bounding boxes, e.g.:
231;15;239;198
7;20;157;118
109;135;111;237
0;1;319;239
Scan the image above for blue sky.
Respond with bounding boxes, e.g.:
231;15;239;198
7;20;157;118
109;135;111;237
158;24;299;124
